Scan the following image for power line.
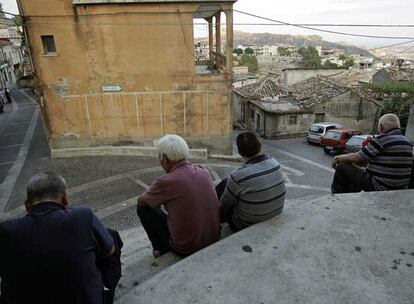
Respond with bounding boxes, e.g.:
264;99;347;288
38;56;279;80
398;44;414;53
369;40;414;51
4;8;414;40
2;9;414;28
233;9;414;40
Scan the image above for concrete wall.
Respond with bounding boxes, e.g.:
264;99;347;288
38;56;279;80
20;0;234;154
315;91;380;132
273;112;314;138
406;101;414;144
232;92;243;124
241;91;380;139
283;68;347;86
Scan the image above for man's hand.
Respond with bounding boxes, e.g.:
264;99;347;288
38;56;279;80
137;196;148;207
331;156;340;169
331;152;364;169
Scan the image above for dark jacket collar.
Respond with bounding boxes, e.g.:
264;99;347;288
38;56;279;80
29;201;66;215
383;128;401;135
245;154;269;165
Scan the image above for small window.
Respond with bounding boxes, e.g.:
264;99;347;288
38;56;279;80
41;35;56;54
289;115;297;125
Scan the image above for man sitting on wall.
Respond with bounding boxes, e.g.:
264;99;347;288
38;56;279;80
331;114;413;193
0;172;122;304
216;131;286;232
137;134;220;258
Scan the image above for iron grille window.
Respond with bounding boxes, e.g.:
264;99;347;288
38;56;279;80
41;35;56;54
289;115;297;125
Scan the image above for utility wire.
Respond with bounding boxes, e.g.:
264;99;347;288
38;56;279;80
398;44;414;53
369;40;414;51
3;8;414;39
2;9;414;28
233;9;414;40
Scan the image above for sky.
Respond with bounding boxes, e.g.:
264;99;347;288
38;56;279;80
1;0;414;48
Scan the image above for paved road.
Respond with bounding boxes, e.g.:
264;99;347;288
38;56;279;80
0;89;337;230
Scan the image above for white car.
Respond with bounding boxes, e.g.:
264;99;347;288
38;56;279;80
306;122;344;145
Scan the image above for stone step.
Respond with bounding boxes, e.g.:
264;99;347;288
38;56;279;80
114;224;234;302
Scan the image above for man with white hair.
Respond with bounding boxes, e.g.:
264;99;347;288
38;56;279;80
137;134;220;258
331;114;413;193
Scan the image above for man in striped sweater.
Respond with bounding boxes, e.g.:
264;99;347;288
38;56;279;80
331;114;413;193
217;132;286;232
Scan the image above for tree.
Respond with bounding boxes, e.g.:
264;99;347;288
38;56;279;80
244;47;254;55
338;54;347;61
233;48;243;56
364;81;414;128
277;47;291;57
239;54;259;74
298;46;321;68
343;58;355;68
324;59;338;68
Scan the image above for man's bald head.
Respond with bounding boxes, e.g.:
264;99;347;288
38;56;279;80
378;114;400;133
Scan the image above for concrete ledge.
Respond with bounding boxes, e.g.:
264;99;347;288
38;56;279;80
209;153;243;162
51;146;208;160
117;190;414;304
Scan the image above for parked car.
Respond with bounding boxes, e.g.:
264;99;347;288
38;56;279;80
320;129;362;154
306;122;344;145
344;134;376;154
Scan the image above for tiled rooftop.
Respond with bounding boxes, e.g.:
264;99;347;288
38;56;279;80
382;67;414;82
290;77;350;109
233;77;286;100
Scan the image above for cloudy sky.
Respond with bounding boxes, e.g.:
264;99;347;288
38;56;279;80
2;0;413;47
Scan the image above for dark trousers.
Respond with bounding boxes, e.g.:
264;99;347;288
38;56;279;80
331;162;375;194
215;178;237;231
136;205;172;254
97;228;123;304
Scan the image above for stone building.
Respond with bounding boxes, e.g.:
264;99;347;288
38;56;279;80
18;0;237;154
233;76;382;138
372;67;414;84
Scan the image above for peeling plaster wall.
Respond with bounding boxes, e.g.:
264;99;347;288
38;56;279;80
20;0;234;154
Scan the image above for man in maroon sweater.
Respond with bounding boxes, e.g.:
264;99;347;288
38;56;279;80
137;134;220;258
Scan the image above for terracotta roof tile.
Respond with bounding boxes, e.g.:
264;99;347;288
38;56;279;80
233;77;285;99
290;77;349;109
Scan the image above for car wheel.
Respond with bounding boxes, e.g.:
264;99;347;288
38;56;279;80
323;147;331;154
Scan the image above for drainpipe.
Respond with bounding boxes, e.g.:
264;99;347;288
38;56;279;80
15;0;36;76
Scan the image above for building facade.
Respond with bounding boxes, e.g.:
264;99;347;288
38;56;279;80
18;0;237;154
234;76;382;138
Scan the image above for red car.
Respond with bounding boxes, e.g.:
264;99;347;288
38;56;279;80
320;129;362;154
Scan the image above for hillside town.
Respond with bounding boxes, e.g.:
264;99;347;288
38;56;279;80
0;0;413;304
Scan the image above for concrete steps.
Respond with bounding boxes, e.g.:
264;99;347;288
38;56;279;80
115;190;414;304
115;227;182;300
114;224;234;302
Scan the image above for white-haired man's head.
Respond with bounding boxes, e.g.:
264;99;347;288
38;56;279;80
378;114;400;134
156;134;190;172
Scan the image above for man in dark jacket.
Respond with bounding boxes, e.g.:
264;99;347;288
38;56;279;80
0;172;121;304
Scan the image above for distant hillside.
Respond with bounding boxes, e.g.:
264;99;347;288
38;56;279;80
233;31;374;57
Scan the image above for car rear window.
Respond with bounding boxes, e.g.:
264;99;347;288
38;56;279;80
310;125;324;133
347;137;364;146
324;131;340;139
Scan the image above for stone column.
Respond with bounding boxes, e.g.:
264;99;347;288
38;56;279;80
226;9;233;78
215;12;221;67
208;17;213;61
